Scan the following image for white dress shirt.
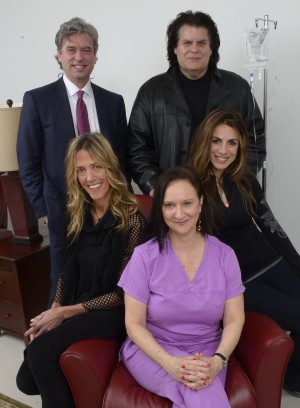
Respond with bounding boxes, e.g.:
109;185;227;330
63;75;100;136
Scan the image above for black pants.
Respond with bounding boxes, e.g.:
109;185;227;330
244;258;300;389
16;308;125;408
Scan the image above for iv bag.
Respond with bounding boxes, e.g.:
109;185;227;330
244;27;268;70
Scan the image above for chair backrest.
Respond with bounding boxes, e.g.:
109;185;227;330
135;194;153;219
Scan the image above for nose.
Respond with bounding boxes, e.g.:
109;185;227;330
174;205;184;219
190;42;199;53
74;49;84;60
85;168;95;181
218;142;228;155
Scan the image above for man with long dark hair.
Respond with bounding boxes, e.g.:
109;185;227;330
127;10;265;196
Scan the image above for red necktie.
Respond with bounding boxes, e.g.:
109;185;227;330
76;90;90;135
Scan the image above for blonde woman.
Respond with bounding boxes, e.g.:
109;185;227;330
17;134;146;408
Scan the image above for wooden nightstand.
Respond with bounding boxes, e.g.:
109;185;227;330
0;236;51;344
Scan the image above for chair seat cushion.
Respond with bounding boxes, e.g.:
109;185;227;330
103;361;172;408
103;356;258;408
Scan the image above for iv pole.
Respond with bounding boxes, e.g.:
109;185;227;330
254;15;277;194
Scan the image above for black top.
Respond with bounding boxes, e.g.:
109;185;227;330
177;67;211;138
54;208;146;310
127;66;265;194
215;176;300;282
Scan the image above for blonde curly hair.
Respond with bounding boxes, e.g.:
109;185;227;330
65;133;137;243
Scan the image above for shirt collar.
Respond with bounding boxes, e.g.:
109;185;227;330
63;75;92;97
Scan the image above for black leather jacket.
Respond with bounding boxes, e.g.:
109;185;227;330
127;66;266;194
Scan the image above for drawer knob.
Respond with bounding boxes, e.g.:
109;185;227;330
4;313;11;319
0;281;7;286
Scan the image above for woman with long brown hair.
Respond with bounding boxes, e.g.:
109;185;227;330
188;108;300;398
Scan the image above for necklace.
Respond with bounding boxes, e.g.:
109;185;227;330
92;206;103;221
216;179;230;208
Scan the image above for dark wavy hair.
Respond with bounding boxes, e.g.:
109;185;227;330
188;108;256;233
145;166;215;252
166;10;220;67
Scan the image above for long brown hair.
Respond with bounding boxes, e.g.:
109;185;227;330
188;108;256;233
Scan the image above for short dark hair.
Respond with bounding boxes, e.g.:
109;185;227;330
146;166;210;251
166;10;220;67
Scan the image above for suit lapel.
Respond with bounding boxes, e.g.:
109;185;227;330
91;83;105;133
51;77;76;140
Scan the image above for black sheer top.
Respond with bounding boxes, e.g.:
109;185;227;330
215;176;300;282
54;209;146;310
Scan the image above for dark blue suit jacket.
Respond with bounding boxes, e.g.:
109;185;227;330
17;77;127;219
16;77;127;300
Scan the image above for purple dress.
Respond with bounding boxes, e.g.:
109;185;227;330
118;235;244;408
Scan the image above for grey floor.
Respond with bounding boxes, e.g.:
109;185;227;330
0;332;298;408
0;333;41;408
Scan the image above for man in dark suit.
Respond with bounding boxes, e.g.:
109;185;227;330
17;17;128;303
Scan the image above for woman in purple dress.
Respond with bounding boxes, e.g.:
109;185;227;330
118;167;245;408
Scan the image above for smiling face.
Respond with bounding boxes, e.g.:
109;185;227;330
57;32;97;88
210;124;239;178
162;179;202;238
76;149;111;208
174;25;212;79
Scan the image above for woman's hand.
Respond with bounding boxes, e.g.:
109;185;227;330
178;353;223;390
25;307;66;341
161;353;214;390
25;303;86;342
163;355;197;383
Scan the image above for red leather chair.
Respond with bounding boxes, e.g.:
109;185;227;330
60;194;294;408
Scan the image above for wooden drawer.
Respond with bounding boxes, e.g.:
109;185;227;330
0;268;20;302
0;299;24;334
0;259;13;272
0;236;50;343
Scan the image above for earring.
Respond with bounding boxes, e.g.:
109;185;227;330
197;217;202;232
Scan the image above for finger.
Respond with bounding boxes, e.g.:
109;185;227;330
185;366;210;375
181;372;204;384
25;327;35;336
30;313;43;322
183;381;205;390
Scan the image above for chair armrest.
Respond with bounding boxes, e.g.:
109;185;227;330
135;194;153;219
235;311;294;408
60;338;119;408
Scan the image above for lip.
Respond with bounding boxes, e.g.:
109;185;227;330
174;220;188;225
215;156;228;162
88;182;103;190
73;64;87;69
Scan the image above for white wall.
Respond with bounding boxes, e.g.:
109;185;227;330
1;0;300;251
